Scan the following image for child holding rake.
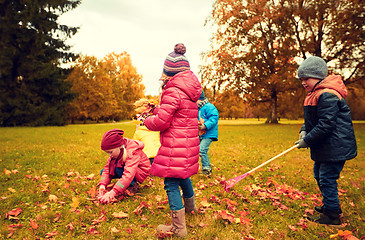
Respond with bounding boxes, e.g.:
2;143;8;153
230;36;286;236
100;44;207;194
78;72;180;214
295;56;357;226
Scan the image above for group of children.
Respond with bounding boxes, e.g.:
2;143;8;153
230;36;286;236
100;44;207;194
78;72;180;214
96;44;357;237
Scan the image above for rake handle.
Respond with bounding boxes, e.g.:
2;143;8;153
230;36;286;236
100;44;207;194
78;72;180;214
246;144;299;175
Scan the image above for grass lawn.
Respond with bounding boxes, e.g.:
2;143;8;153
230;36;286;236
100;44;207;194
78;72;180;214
0;119;364;239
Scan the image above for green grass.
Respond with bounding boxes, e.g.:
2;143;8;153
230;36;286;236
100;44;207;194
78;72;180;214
0;119;364;239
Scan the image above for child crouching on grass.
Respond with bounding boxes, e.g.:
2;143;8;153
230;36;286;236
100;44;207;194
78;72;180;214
97;129;151;204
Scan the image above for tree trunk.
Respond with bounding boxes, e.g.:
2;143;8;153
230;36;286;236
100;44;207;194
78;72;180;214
270;91;278;124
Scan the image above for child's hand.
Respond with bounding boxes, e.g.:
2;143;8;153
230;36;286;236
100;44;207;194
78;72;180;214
295;139;308;148
299;131;307;140
99;190;117;204
97;186;107;199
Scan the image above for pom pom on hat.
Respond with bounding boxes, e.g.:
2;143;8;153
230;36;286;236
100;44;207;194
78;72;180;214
101;129;124;150
161;43;190;79
199;90;206;100
298;56;328;80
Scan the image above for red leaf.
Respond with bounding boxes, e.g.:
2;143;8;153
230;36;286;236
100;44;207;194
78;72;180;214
30;219;39;230
92;215;107;225
288;225;297;231
5;208;22;218
66;223;75;231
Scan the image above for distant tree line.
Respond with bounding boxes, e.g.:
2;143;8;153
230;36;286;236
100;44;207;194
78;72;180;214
1;0;364;126
201;0;365;122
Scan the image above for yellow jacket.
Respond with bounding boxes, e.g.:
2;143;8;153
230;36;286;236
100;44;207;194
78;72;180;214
133;125;161;158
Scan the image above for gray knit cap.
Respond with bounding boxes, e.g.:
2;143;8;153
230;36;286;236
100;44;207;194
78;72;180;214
297;56;328;80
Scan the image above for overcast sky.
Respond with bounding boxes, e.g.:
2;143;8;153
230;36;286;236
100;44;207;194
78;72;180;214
58;0;215;96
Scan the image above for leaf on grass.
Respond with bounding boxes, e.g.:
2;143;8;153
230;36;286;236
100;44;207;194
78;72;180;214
200;196;211;208
66;223;75;231
87;174;95;180
111;227;120;233
4;168;11;175
8;187;16;193
87;186;97;198
87;226;100;235
288;225;297;231
217;210;235;223
157;230;174;239
49;194;58;202
92;215;107;225
53;213;61;222
70;197;79;209
126;226;133;234
30;219;39;230
133;201;150;215
46;231;59;238
240;217;251;225
304;208;314;215
330;230;359;240
5;208;22;218
198;222;208;228
112;211;129;219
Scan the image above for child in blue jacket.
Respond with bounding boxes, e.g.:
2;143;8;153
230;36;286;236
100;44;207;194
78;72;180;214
198;90;219;176
295;56;357;226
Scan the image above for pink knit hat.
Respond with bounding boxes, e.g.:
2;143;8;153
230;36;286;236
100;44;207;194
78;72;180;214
100;129;124;150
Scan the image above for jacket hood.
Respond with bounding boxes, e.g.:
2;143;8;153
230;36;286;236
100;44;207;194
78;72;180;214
125;138;144;153
164;70;201;102
315;74;348;98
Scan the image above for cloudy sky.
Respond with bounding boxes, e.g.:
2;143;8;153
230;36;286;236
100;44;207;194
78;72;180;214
58;0;216;96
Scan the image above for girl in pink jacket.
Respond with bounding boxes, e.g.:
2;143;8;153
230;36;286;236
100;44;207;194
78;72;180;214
144;43;202;238
97;129;151;204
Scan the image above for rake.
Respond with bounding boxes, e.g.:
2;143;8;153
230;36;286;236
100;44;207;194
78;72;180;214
225;144;299;192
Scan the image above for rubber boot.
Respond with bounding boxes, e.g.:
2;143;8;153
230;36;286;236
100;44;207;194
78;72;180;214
315;205;342;216
184;195;198;214
308;209;341;226
157;208;187;238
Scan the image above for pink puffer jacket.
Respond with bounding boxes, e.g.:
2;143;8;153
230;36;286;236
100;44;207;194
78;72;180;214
144;70;202;179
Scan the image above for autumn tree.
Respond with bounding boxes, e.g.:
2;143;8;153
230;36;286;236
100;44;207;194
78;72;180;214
65;52;145;122
202;0;299;123
213;89;248;119
0;0;81;126
65;56;117;123
102;52;145;120
202;0;365;121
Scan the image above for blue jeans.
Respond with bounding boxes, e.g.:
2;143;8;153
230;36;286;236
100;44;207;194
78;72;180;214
313;161;345;212
100;167;136;186
199;138;213;171
164;177;195;211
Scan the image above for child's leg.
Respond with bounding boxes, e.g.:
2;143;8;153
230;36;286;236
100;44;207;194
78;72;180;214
114;167;136;185
179;177;194;199
164;178;184;211
316;161;345;212
199;138;213;171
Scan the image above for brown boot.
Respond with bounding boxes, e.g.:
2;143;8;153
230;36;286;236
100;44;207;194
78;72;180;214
157;208;187;238
184;195;198;214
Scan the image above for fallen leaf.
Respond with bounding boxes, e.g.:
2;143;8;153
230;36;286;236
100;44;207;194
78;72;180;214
49;194;58;202
8;187;16;193
46;231;59;238
112;211;129;219
30;219;39;230
200;196;211;208
198;222;208;228
92;215;107;225
70;197;79;209
87;174;95;180
66;223;75;231
111;227;120;233
5;208;22;218
288;225;297;231
4;168;11;175
53;213;61;222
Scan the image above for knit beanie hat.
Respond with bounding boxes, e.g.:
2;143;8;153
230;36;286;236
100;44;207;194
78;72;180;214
161;43;190;79
199;90;206;100
298;56;328;80
101;129;124;150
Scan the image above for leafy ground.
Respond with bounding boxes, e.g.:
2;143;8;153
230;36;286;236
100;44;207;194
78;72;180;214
0;120;364;239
